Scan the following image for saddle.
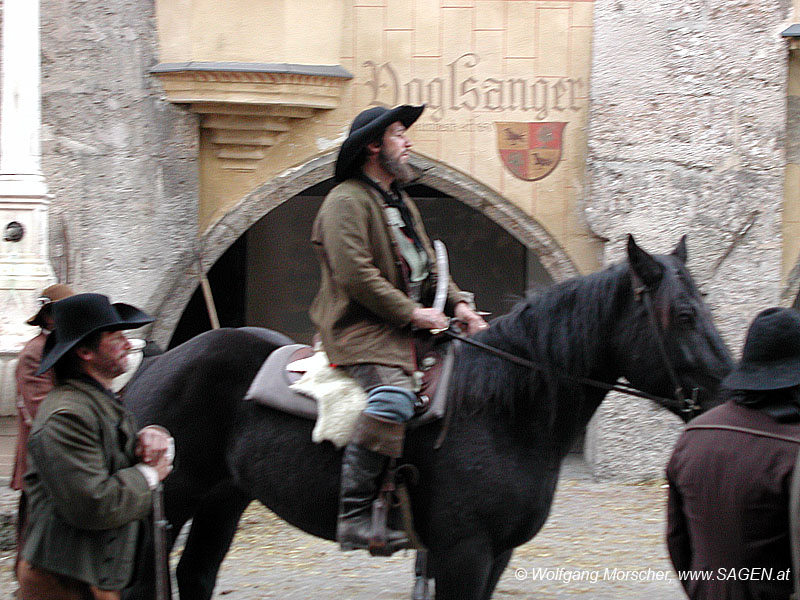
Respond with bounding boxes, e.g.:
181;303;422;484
245;340;457;556
244;340;456;442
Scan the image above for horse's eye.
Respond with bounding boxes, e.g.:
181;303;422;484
675;310;695;327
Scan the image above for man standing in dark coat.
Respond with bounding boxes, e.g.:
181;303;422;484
17;293;174;600
310;104;487;552
666;307;800;600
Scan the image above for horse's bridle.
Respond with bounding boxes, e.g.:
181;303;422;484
632;278;702;417
442;276;703;417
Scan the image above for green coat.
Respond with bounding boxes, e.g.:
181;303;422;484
21;377;152;590
310;178;462;373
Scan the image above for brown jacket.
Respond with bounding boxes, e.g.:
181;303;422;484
12;332;54;490
310;178;462;373
666;401;800;600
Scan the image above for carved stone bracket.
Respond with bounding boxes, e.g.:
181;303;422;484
151;62;352;171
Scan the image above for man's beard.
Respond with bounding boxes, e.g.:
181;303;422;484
378;147;415;184
95;352;129;380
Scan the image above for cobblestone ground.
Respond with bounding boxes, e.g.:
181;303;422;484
0;457;686;599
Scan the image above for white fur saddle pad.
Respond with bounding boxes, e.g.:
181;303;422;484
288;351;367;448
246;344;454;448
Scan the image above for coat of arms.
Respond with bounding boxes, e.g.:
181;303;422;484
495;122;567;181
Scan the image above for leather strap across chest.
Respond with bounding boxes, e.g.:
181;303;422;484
684;423;800;445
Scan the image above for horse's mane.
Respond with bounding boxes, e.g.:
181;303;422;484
453;262;632;427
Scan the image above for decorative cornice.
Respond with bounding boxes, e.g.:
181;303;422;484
151;62;353;78
151;62;353;171
781;24;800;51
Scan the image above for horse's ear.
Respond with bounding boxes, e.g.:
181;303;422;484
627;234;663;288
671;235;687;264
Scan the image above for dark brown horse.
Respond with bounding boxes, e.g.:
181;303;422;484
123;236;732;599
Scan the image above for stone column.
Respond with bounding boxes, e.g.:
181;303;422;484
0;0;55;413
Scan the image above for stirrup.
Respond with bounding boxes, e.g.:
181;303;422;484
367;460;412;555
337;523;408;553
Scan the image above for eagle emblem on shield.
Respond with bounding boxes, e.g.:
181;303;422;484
495;122;567;181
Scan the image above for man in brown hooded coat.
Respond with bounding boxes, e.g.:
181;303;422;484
667;307;800;599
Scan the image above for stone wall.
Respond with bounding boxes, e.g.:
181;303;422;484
40;0;198;326
585;0;792;480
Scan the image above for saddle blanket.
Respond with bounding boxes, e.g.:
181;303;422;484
288;351;367;448
245;343;454;448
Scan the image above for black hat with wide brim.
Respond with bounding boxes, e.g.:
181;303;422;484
334;104;425;182
37;293;154;375
721;307;800;391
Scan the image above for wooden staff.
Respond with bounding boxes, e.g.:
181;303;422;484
153;482;172;600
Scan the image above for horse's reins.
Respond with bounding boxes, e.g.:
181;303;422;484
440;279;702;415
634;278;701;416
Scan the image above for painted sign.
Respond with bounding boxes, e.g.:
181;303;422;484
363;54;584;122
495;122;567;181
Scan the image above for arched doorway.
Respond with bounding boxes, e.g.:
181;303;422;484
170;178;554;347
147;151;579;348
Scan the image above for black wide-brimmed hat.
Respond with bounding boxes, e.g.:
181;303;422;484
37;293;154;375
721;307;800;391
334;104;424;182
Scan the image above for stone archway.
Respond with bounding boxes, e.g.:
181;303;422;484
146;151;580;347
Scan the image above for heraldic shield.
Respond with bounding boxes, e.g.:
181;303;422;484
495;122;567;181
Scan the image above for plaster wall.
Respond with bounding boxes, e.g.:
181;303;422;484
156;0;344;65
184;0;603;275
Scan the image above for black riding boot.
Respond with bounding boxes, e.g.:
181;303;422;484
337;413;409;552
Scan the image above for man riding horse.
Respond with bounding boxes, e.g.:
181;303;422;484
310;104;488;552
